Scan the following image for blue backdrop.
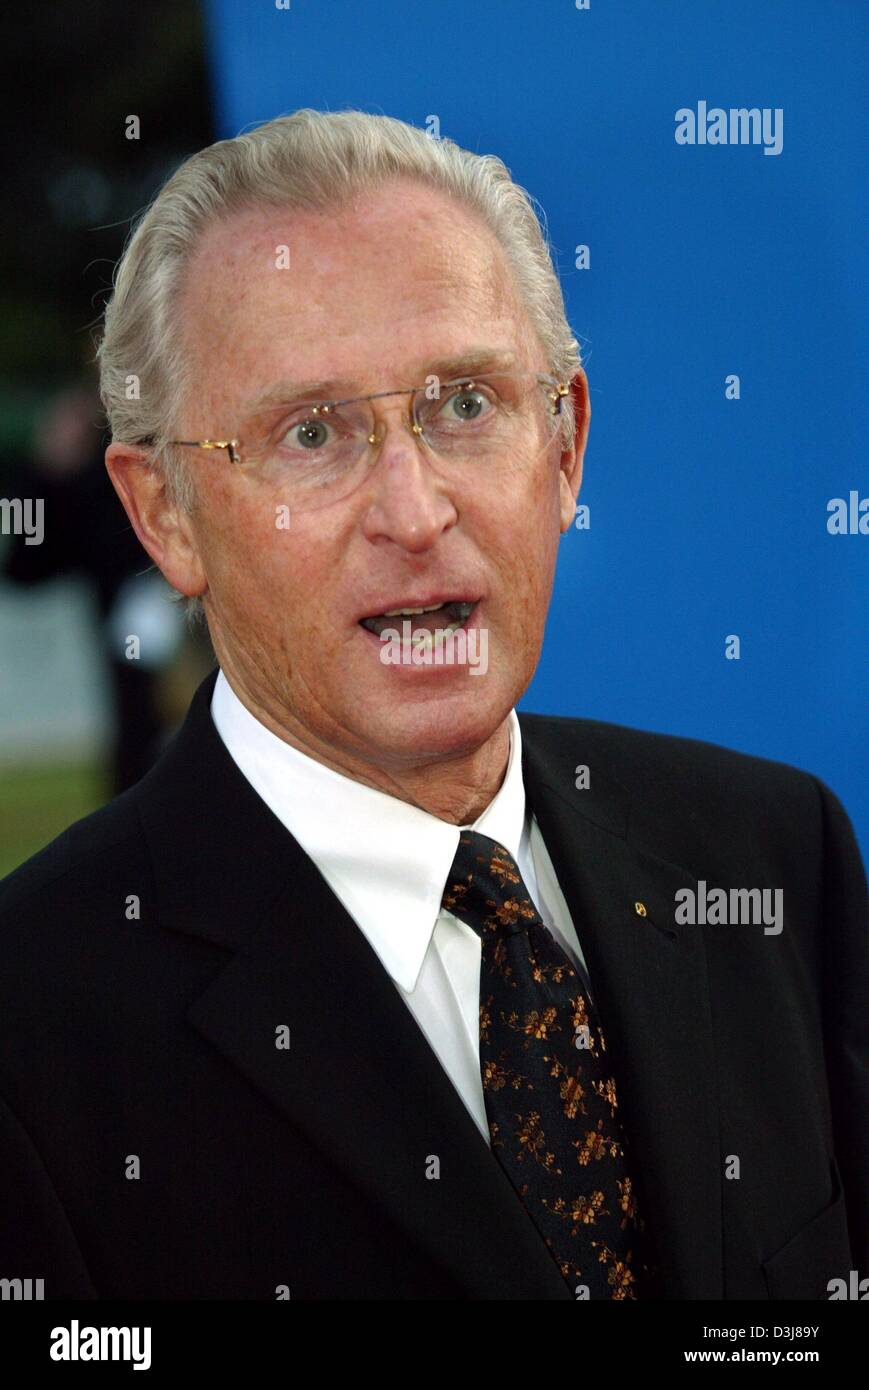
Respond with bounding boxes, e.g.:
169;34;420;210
203;0;868;863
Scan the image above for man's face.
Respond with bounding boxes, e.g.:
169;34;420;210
170;178;586;770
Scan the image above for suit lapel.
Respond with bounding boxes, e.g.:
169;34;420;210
137;674;571;1299
520;715;724;1298
138;674;722;1298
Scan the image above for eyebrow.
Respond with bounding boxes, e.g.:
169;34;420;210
237;348;524;418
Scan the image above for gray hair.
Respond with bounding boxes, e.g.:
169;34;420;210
96;109;582;611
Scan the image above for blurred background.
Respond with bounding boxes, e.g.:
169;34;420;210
1;0;866;876
0;0;215;876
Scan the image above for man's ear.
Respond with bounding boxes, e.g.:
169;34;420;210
105;443;207;599
558;367;590;533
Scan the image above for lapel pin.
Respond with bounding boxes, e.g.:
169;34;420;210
634;900;648;917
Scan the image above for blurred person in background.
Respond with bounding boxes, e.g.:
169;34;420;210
2;374;207;793
0;0;213;830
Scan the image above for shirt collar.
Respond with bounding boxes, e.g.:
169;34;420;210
210;668;527;991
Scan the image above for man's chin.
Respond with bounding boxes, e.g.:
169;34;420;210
343;683;511;769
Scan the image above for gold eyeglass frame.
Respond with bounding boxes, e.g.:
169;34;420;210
160;373;572;467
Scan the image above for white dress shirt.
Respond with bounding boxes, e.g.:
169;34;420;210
210;669;589;1143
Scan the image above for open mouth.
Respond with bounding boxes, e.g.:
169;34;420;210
359;599;477;640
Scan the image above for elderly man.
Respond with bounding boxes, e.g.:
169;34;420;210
0;110;866;1302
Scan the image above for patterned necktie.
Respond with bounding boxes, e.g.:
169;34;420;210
442;830;657;1299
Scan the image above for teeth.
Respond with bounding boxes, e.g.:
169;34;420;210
382;603;447;617
410;620;464;650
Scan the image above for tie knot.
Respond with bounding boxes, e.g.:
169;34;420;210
441;830;542;938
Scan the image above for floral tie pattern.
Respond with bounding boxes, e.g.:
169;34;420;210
442;831;658;1299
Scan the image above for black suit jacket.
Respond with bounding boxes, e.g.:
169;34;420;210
0;670;866;1300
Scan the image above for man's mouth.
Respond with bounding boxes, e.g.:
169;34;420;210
359;599;477;639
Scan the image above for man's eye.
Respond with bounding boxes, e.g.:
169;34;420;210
288;418;332;450
440;388;492;422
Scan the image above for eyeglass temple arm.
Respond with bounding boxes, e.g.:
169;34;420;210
168;439;242;464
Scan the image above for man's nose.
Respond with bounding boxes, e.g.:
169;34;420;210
359;404;458;551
